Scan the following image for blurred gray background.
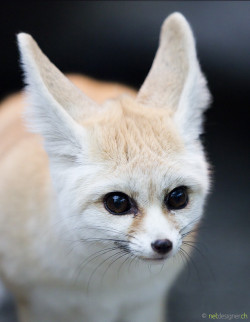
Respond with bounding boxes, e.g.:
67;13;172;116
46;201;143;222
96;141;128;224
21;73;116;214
0;2;249;321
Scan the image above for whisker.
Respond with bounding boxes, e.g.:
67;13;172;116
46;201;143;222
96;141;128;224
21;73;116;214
86;250;125;292
181;223;210;238
101;251;129;284
179;248;191;282
73;247;117;284
180;246;202;286
66;236;136;261
79;237;134;245
117;253;134;278
77;225;136;240
128;254;138;273
180;217;201;235
159;261;165;274
66;238;112;256
182;241;216;282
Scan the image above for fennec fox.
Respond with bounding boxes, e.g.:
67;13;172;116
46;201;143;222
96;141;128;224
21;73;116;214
0;12;210;322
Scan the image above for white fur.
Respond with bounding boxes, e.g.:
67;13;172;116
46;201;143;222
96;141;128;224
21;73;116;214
6;12;211;322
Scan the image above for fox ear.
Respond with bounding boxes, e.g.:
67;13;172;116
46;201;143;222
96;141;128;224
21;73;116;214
137;13;211;141
17;33;99;160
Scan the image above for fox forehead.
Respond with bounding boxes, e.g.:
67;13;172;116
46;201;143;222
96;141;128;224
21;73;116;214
83;95;184;167
74;96;206;205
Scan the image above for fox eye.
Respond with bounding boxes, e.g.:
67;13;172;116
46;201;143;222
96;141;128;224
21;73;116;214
104;192;132;215
165;186;189;210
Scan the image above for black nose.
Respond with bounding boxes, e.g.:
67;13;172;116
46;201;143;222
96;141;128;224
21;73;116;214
151;239;173;255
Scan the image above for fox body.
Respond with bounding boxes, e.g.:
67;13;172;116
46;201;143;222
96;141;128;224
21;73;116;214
0;13;210;322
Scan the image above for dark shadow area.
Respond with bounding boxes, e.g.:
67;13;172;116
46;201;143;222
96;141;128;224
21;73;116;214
0;2;249;321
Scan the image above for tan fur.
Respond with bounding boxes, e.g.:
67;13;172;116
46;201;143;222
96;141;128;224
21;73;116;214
0;74;184;289
0;74;181;241
128;208;146;238
137;14;189;110
86;95;183;162
0;13;210;321
0;75;137;284
0;75;137;162
67;74;136;104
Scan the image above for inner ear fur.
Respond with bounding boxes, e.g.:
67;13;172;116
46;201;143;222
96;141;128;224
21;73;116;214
17;33;100;122
137;12;211;141
17;33;100;160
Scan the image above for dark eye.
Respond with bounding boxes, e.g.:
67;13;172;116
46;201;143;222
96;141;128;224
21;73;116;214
104;192;132;215
165;186;189;210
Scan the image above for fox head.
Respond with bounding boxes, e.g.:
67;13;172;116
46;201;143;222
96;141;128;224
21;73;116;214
17;13;210;264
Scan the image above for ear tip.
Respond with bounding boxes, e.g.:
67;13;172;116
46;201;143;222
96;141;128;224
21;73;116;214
160;12;195;47
162;12;191;33
167;12;188;22
17;33;35;51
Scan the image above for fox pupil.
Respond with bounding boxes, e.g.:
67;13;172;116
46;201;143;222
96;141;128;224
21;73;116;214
104;192;131;215
165;186;189;210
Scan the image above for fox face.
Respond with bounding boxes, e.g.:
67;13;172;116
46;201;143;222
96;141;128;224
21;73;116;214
17;13;210;265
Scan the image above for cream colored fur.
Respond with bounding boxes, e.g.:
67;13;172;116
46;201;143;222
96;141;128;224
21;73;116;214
0;12;210;322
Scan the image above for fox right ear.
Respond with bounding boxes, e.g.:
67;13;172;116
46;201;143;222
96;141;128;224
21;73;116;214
17;33;99;122
17;33;99;161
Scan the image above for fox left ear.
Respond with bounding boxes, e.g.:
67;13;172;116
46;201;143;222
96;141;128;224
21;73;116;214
137;13;211;142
